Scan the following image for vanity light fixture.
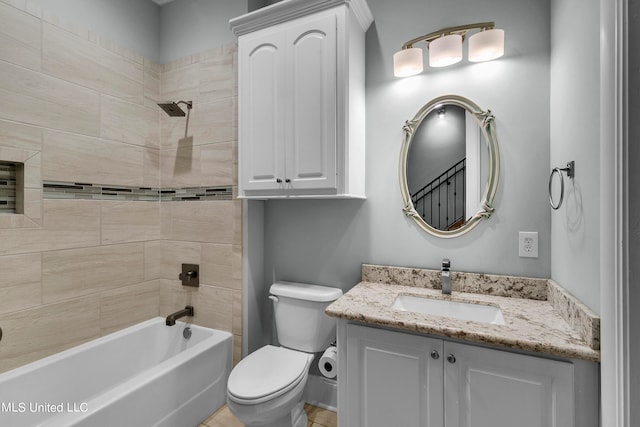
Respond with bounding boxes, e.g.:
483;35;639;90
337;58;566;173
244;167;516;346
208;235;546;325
429;34;463;67
393;22;505;77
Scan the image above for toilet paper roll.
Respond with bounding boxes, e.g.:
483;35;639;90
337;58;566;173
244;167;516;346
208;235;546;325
318;346;338;379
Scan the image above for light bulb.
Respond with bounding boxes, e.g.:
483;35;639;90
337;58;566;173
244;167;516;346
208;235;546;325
468;29;504;62
429;34;462;67
393;47;424;77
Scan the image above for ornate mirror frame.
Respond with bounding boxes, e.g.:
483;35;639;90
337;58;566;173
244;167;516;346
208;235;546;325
399;94;500;238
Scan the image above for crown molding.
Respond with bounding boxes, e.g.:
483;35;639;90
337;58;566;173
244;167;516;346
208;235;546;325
229;0;373;36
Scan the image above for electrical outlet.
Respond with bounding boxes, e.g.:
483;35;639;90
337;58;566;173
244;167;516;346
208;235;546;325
518;232;539;258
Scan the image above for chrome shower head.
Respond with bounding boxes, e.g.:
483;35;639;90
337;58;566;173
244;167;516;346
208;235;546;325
158;100;192;117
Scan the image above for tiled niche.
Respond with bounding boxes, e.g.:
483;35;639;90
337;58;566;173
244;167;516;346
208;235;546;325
0;161;19;213
0;143;42;228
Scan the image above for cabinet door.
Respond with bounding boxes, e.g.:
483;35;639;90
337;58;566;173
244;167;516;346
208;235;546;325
346;324;444;427
238;29;286;191
284;12;337;190
444;341;574;427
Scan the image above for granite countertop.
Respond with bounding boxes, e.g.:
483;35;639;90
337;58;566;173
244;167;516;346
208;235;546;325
325;264;600;362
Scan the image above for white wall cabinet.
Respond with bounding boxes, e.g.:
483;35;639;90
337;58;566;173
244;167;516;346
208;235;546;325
341;323;598;427
230;0;372;198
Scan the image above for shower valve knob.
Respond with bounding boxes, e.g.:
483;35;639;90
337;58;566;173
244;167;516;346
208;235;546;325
179;264;199;287
179;270;197;280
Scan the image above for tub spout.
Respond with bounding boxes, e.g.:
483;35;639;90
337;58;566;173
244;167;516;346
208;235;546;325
166;306;194;326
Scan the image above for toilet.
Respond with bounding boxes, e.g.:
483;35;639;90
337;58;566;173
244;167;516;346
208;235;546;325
226;281;343;427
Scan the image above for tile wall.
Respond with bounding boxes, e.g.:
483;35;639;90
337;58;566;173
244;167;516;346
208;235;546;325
0;0;240;373
157;45;242;366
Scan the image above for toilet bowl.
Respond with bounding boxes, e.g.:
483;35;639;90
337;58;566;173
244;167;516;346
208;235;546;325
227;345;313;427
225;281;343;427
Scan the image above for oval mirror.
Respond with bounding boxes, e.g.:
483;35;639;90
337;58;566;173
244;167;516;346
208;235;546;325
399;95;500;238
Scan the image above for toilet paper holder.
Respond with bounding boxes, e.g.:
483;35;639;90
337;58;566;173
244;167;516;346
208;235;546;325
319;343;338;379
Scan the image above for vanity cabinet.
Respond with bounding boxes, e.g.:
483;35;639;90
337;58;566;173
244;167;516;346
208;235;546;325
342;323;597;427
230;0;372;198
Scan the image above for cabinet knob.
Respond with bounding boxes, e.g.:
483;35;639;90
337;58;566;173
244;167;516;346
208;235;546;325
430;350;440;360
447;354;456;364
276;178;282;183
285;178;291;183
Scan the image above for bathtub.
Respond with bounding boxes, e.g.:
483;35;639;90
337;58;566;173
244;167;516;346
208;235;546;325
0;317;232;427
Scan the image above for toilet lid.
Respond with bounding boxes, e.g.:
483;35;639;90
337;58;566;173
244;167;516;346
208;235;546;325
227;345;310;403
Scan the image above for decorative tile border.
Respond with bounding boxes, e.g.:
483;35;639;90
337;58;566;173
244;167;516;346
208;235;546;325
0;161;18;213
43;181;233;202
43;181;155;201
159;187;233;201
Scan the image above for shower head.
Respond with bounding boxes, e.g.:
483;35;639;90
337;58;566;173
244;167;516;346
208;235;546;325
158;100;192;117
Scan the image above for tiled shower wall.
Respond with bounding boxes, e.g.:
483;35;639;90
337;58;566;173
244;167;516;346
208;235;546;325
157;46;242;366
0;0;241;373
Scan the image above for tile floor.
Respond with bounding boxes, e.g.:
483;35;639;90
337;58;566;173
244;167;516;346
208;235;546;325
199;403;337;427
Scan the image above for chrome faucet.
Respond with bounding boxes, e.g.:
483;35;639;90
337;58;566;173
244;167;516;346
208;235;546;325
441;259;451;295
166;305;194;326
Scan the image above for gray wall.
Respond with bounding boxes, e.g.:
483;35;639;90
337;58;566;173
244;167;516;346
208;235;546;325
549;0;600;313
248;0;273;12
244;200;266;357
628;0;639;419
264;0;551;281
29;0;256;64
29;0;161;61
159;0;248;63
250;0;554;348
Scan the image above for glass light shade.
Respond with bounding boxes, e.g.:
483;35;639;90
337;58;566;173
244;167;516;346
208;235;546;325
468;29;505;62
428;34;462;67
393;47;423;77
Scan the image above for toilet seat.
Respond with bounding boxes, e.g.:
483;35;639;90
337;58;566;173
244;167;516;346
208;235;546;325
227;345;311;404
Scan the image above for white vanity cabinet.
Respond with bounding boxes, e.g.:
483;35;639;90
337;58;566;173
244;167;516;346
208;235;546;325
230;0;372;198
345;324;445;427
341;323;598;427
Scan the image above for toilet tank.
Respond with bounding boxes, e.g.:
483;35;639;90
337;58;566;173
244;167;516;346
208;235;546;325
269;281;343;353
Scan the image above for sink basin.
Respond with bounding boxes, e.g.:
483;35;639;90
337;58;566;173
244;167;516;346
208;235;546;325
391;295;505;325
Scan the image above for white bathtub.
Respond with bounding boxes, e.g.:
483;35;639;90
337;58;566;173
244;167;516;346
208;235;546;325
0;317;232;427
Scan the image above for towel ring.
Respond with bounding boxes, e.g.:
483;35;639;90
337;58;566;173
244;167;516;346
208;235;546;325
549;161;575;210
